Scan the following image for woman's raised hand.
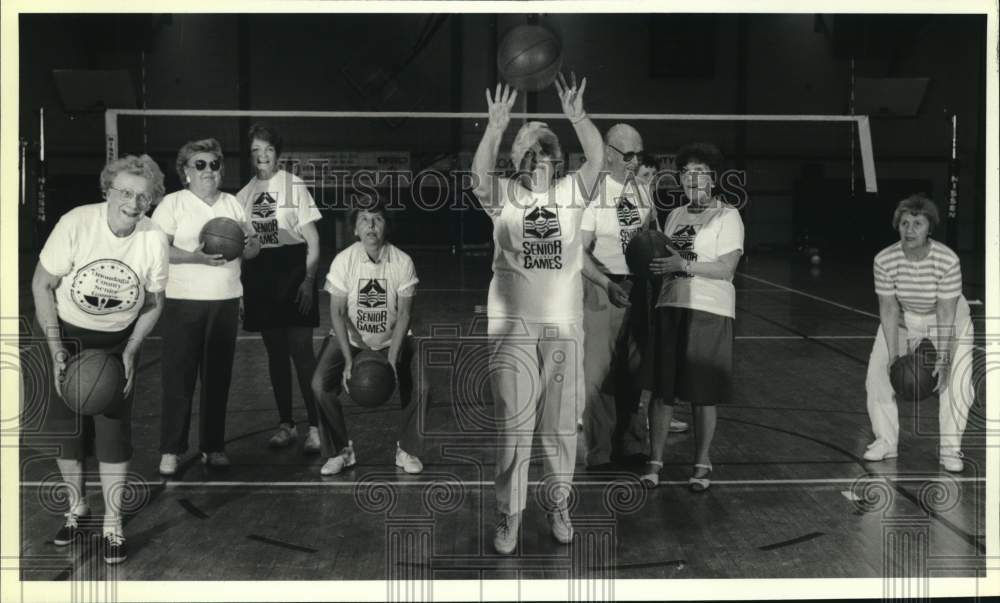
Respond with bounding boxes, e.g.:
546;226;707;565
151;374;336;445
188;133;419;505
554;71;587;122
486;83;518;132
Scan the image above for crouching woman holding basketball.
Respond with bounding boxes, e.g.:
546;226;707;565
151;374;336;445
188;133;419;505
32;154;169;564
152;138;260;476
310;199;426;476
864;195;975;472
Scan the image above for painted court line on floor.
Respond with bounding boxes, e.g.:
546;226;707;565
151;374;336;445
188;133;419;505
20;477;985;488
143;334;877;342
736;272;880;319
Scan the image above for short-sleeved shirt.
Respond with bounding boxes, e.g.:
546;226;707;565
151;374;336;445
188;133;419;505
324;241;418;350
236;169;322;248
39;203;169;332
581;175;655;275
873;240;962;315
486;176;587;322
656;202;744;319
151;189;247;300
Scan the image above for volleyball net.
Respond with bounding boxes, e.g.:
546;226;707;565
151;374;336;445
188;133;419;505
105;109;878;252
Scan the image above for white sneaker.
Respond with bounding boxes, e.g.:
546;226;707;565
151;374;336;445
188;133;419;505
863;440;898;462
303;426;321;454
201;451;231;467
547;506;574;544
268;423;297;448
493;512;520;555
321;442;356;476
395;444;424;474
940;449;964;473
159;453;179;476
668;418;689;433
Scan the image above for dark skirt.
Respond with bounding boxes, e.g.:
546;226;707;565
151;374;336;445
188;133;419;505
651;306;734;406
241;243;319;331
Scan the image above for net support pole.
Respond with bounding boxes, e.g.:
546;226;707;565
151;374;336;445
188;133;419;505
856;116;878;193
105;110;119;163
946;114;959;247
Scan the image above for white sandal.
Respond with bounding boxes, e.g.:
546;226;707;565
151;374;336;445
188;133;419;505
640;461;663;488
689;463;713;492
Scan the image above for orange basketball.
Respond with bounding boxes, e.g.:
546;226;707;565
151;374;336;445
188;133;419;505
497;25;563;92
200;217;245;261
61;349;125;416
890;338;938;403
346;351;397;408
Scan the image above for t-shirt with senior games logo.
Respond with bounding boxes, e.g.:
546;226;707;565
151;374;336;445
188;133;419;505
39;203;169;332
581;174;654;275
486;176;587;322
323;241;418;351
236;169;321;249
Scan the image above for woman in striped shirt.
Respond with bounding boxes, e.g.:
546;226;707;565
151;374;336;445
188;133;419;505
864;194;975;472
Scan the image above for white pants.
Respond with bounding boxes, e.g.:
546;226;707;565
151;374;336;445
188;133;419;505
865;297;975;453
490;318;583;515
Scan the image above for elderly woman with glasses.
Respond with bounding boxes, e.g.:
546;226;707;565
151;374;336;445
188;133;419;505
152;138;260;476
471;74;604;555
32;154;169;564
863;194;975;472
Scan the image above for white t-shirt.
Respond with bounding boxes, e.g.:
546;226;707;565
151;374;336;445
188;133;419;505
236;169;322;248
581;175;655;275
324;242;419;350
656;202;744;318
486;176;587;322
39;203;169;332
151;189;247;300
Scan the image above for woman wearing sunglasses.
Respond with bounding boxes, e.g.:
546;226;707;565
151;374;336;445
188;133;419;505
32;154;168;564
152;138;260;476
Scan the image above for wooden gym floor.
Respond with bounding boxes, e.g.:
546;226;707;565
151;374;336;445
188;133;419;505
17;251;989;581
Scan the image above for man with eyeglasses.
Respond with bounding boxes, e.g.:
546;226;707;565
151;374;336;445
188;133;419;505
580;124;688;471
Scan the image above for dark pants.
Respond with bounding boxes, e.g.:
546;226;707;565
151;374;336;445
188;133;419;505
43;320;135;463
310;335;424;458
261;328;319;427
159;298;239;455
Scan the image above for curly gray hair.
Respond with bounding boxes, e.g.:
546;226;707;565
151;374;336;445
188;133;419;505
99;154;166;204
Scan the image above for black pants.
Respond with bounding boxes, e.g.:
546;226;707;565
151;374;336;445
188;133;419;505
310;335;424;457
43;320;135;462
159;298;239;455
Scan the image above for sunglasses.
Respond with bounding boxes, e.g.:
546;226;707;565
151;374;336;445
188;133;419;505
189;159;222;172
109;186;152;206
608;144;645;163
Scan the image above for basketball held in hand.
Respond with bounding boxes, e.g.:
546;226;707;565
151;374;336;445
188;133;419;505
889;338;938;403
626;230;672;280
346;351;397;408
497;24;563;92
200;217;246;261
61;349;125;416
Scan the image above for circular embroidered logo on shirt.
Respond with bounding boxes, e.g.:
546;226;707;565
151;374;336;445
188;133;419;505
70;259;141;315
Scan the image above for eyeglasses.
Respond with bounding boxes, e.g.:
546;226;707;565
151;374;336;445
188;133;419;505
608;144;645;163
524;150;564;166
109;186;152;206
189;159;222;172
